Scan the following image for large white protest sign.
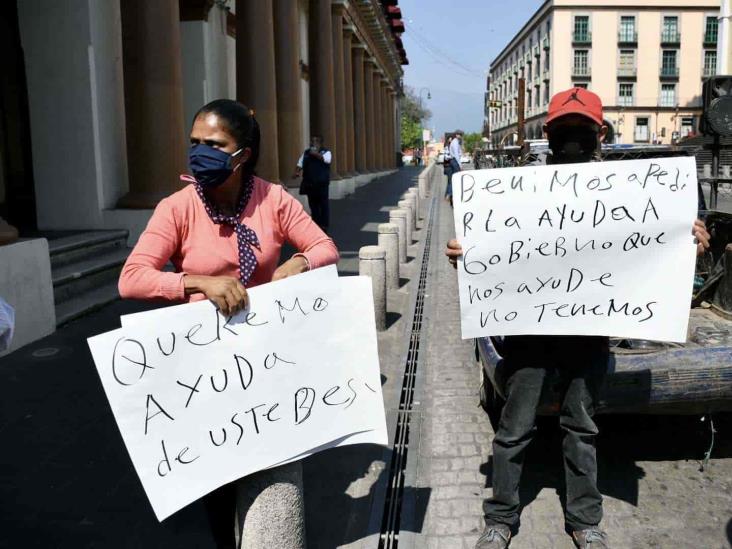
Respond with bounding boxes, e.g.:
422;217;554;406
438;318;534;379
87;268;387;521
453;157;698;342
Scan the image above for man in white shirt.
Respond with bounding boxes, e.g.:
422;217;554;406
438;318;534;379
445;130;464;207
449;130;464;164
294;135;333;231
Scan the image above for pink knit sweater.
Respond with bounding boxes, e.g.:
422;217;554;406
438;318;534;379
118;177;339;302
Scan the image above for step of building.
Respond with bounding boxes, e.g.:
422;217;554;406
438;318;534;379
49;230;129;269
54;280;121;327
50;231;131;326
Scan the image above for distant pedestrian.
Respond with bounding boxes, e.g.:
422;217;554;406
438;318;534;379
415;148;423;166
443;136;454;202
295;135;332;232
446;130;464;207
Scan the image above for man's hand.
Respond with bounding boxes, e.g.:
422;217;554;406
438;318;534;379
445;239;463;269
272;256;309;282
694;219;711;256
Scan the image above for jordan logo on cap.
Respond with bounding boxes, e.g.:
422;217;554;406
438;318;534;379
562;90;586;106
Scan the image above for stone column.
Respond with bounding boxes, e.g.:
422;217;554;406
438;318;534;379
236;0;279;183
273;0;303;187
363;58;376;172
118;0;186;208
352;44;368;175
386;89;394;168
372;71;384;170
389;90;400;168
380;81;389;169
309;0;339;178
342;26;356;176
331;6;347;183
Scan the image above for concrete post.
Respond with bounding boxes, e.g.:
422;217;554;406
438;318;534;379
398;200;414;243
359;245;387;331
389;209;408;263
404;189;419;228
408;186;421;219
235;462;306;549
378;223;400;290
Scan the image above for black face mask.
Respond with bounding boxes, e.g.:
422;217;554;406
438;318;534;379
548;126;598;163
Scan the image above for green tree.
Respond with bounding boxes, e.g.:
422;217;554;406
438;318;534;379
461;132;483;153
401;115;422;150
400;86;431;150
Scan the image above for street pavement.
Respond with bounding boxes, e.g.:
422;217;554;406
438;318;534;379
2;165;732;549
408;171;732;549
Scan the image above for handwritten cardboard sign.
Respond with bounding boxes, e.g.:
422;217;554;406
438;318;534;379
87;267;387;520
453;157;698;342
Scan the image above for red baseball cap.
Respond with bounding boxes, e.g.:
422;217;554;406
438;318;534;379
545;87;604;126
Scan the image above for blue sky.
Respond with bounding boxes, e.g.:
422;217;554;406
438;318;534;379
398;0;544;138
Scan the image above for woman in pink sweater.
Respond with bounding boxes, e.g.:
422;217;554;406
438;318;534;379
119;99;339;315
119;100;337;545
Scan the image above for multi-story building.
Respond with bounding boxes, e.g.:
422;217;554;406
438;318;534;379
486;0;719;146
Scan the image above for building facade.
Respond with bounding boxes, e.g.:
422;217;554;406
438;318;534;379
0;0;408;240
486;0;719;147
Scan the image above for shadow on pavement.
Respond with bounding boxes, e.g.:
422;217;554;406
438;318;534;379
478;412;732;524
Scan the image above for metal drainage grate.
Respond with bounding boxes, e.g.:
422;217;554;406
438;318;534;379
378;192;438;549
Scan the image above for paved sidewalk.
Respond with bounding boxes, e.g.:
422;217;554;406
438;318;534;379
410;172;732;549
0;168;422;549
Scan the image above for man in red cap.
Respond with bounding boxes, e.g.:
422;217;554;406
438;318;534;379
445;88;710;549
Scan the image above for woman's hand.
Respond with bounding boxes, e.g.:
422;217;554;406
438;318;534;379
272;256;309;282
445;239;463;269
184;275;248;317
693;219;711;256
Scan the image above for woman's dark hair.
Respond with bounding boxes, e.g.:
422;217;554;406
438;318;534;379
193;99;260;173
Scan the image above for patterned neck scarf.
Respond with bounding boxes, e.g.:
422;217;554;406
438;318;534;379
193;175;260;286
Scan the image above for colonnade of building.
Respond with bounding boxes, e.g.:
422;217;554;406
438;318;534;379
237;0;403;187
13;0;405;236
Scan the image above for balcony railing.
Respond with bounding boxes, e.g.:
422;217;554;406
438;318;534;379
660;66;680;78
617;96;634;107
618;30;638;44
572;65;591;78
542;36;550;49
573;31;592;44
703;65;717;77
661;30;681;44
617;66;637;78
704;32;718;46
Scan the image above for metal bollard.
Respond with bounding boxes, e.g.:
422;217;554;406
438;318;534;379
359;245;387;330
397;200;414;244
389;209;408;263
378;223;400;290
235;462;306;549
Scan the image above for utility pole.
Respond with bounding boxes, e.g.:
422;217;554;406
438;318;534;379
517;77;526;146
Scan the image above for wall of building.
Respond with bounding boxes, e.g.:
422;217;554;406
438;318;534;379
487;0;718;147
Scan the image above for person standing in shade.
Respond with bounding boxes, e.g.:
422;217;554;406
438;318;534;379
295;135;332;232
443;135;455;203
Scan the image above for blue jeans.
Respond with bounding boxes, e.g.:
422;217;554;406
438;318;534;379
445;159;460;198
483;336;608;532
